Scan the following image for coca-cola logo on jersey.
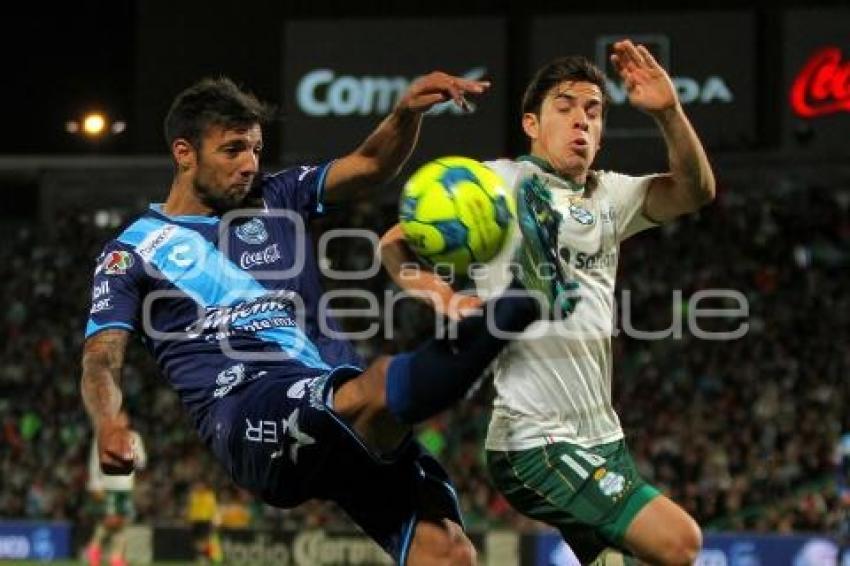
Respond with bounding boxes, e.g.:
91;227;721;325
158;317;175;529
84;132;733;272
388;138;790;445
790;47;850;118
240;244;281;269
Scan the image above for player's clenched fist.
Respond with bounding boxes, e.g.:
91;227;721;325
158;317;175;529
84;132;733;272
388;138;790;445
97;417;136;475
396;71;490;114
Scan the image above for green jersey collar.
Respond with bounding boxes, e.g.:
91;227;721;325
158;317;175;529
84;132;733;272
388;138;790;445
517;155;585;193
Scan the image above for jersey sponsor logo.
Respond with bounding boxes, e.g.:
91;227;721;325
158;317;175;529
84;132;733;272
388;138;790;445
559;248;617;270
101;251;134;275
575;250;616;270
239;243;281;270
213;363;268;398
136;224;177;261
167;244;194;268
92;280;110;300
235;218;268;245
90;297;112;314
187;290;298;340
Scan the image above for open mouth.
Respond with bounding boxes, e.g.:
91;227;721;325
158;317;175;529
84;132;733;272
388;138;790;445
570;139;590;156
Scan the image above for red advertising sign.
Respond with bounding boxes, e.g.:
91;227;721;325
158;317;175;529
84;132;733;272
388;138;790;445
783;9;850;152
790;47;850;118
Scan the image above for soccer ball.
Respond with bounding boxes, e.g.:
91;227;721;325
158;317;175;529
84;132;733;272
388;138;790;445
399;156;514;275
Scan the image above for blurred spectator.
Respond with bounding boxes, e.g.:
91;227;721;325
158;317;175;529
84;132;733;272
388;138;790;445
217;488;252;530
186;480;222;563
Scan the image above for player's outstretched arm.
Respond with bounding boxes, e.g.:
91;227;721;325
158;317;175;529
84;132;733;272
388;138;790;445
611;39;716;223
323;72;490;204
379;224;482;320
81;329;135;475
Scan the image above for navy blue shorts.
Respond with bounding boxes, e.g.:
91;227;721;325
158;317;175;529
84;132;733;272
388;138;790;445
208;366;462;562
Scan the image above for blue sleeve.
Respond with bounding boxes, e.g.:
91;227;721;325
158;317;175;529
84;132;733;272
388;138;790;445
262;162;333;219
84;242;145;339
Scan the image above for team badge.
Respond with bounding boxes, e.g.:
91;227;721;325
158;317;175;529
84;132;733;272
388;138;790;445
598;471;626;497
216;363;245;387
235;218;268;244
569;203;596;225
213;364;267;398
102;251;134;275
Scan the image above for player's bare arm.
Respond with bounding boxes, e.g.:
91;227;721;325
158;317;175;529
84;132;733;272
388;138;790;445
611;39;716;223
81;329;135;475
323;71;491;203
378;223;483;320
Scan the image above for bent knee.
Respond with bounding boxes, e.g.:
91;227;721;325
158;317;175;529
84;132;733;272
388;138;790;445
452;536;477;566
333;356;392;418
409;520;476;566
437;536;476;566
658;521;702;565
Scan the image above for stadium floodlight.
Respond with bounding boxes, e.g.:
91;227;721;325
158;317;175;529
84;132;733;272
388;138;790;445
83;113;106;136
66;112;126;139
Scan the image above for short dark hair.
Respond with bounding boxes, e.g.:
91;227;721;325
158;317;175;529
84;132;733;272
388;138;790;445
163;77;274;149
521;56;610;117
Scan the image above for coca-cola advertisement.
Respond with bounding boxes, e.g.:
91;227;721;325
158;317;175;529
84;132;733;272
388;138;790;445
783;8;850;153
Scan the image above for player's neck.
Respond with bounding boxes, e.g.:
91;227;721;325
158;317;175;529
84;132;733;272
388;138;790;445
518;154;586;192
162;178;215;217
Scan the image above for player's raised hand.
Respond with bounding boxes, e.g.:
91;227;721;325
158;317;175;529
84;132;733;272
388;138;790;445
97;416;136;475
610;39;678;115
397;71;490;114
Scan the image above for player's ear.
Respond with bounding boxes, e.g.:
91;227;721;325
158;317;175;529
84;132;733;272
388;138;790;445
522;112;539;141
172;138;196;171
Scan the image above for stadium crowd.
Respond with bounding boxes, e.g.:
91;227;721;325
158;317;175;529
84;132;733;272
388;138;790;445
0;173;847;537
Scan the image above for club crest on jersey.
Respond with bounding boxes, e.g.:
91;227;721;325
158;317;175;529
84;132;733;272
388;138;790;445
101;251;134;275
597;470;626;498
213;363;267;398
235;218;268;244
568;202;595;225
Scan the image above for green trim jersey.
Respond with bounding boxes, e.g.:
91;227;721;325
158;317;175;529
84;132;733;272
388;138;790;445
478;157;659;450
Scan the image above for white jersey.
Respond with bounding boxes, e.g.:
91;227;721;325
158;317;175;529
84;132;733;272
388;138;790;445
88;431;147;492
478;157;658;450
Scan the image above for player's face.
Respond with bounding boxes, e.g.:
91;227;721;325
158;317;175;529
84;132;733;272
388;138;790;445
523;81;604;183
192;124;262;212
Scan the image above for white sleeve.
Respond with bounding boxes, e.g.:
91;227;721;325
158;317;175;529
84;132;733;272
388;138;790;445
602;171;660;242
88;440;103;491
132;431;147;470
484;159;521;198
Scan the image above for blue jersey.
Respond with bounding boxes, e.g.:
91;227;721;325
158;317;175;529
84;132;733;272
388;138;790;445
84;163;363;442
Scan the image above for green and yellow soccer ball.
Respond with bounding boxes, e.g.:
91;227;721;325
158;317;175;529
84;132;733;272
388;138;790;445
399;156;515;275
